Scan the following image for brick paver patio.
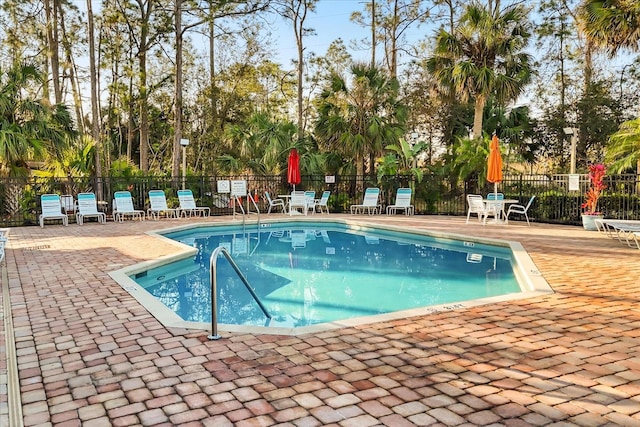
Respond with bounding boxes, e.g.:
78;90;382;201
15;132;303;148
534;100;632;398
1;215;639;426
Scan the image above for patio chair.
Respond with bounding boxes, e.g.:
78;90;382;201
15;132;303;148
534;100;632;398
466;194;497;225
485;192;505;219
76;192;107;225
265;192;286;214
506;196;535;226
304;191;316;213
177;190;210;217
147;190;179;220
60;194;76;216
350;188;381;215
289;191;308;215
386;188;414;215
312;191;331;214
39;194;69;227
113;191;145;222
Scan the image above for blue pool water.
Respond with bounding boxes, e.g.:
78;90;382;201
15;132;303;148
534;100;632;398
132;222;521;328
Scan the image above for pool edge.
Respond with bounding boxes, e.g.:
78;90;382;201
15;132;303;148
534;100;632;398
109;217;554;336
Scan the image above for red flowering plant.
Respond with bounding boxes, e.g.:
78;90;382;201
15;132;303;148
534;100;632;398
581;163;606;215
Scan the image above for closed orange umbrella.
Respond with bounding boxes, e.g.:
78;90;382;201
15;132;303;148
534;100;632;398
487;134;503;197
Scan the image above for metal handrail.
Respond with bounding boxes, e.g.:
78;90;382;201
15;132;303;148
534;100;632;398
208;246;271;340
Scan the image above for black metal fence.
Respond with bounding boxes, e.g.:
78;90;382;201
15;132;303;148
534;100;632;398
1;173;638;228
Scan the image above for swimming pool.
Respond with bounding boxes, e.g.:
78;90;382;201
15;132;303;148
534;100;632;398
111;219;552;335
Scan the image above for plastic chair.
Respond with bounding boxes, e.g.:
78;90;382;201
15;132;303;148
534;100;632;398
39;194;69;227
313;191;331;214
386;188;414;215
466;194;497;225
506;196;535;226
265;192;286;214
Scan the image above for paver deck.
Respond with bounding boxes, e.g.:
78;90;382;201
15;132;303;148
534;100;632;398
1;215;639;426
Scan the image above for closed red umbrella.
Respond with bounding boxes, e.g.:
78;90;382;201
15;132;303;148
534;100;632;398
487;134;503;197
287;148;301;191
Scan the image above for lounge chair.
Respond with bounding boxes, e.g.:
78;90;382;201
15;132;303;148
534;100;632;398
386;188;414;215
312;191;331;214
506;196;535;225
113;191;145;222
466;194;497;225
177;190;210;217
39;194;69;227
76;192;107;225
0;230;7;262
289;191;308;216
265;192;286;214
147;190;179;220
596;219;640;248
350;188;381;215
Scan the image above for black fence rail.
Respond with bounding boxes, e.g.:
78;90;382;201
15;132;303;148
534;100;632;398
0;173;638;228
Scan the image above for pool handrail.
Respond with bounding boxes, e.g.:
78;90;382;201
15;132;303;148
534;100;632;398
208;246;271;340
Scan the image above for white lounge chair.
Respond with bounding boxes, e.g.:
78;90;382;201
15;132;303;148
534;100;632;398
178;190;210;217
113;191;145;222
39;194;69;227
350;188;381;215
147;190;179;220
386;188;414;215
466;194;497;225
289;191;308;216
0;229;7;262
265;192;286;214
76;192;107;225
506;196;535;225
597;219;640;248
312;191;331;214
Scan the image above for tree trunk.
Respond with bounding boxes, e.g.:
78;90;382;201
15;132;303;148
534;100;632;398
473;96;486;139
138;51;149;172
172;0;183;180
45;0;62;103
87;0;103;200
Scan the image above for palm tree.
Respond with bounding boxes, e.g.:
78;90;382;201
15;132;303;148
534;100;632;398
605;118;640;173
579;0;640;56
0;63;76;177
579;0;640;172
315;63;407;179
426;2;533;140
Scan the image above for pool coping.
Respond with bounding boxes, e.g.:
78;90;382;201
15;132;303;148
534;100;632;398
108;217;554;336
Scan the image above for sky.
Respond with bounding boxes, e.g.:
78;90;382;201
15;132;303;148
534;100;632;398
265;0;429;68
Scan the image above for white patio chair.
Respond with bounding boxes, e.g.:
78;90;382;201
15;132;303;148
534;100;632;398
113;191;145;222
76;192;107;225
313;191;331;214
466;194;497;225
265;192;286;214
60;194;76;216
39;194;69;227
289;191;308;216
147;190;179;220
350;188;381;215
485;192;505;220
178;190;210;217
304;191;316;213
506;196;535;226
386;188;414;215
